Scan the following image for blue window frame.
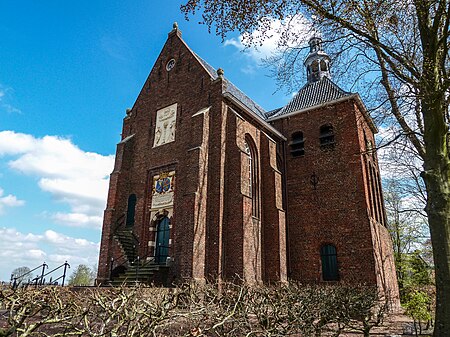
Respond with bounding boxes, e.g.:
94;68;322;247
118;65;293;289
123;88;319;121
321;244;339;281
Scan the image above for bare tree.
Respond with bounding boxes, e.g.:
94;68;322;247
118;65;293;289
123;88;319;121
10;267;31;285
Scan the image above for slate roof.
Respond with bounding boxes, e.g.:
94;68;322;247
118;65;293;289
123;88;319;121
194;53;352;122
195;54;267;120
268;77;352;119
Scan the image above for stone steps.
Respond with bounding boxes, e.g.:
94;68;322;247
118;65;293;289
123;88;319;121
109;262;168;287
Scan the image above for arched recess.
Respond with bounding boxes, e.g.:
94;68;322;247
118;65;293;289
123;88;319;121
125;194;137;228
244;135;260;218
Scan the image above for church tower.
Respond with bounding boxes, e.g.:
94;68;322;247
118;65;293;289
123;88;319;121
268;37;399;302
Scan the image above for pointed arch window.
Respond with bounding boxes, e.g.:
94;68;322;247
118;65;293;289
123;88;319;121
290;131;305;157
244;137;260;218
319;124;335;149
126;194;137;228
321;244;339;281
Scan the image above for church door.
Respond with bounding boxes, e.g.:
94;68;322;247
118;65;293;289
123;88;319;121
155;216;170;264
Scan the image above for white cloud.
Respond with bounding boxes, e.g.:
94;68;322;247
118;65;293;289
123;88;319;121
0;187;25;214
0;85;21;114
224;14;316;63
51;212;103;229
0;131;114;229
0;227;99;281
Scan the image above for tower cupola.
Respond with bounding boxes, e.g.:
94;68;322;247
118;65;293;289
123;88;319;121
304;37;331;83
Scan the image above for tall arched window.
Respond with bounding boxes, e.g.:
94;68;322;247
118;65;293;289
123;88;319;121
244;137;260;218
321;244;339;281
244;141;252;197
319;124;335;148
125;194;137;228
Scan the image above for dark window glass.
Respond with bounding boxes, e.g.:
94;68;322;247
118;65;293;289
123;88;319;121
290;131;305;157
321;244;339;281
155;216;170;264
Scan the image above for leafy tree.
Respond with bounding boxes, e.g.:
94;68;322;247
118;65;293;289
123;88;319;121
405;290;433;336
67;264;95;286
384;180;430;297
181;1;450;335
10;266;30;284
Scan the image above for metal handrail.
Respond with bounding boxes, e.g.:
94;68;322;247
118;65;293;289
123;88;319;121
39;261;70;286
11;263;47;289
111;213;126;235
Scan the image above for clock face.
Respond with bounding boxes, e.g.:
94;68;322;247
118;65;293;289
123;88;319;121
166;59;176;71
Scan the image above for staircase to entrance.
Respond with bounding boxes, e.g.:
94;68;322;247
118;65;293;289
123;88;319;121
110;228;169;286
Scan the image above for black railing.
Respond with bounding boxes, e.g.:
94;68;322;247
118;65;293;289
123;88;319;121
111;213;126;236
11;263;47;289
39;261;71;286
11;261;70;288
109;254;141;281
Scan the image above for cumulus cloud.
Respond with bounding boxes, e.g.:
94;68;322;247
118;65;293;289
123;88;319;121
0;131;114;229
224;14;315;63
0;187;25;214
0;227;99;281
51;212;103;229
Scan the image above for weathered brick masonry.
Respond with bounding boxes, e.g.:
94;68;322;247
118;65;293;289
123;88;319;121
98;25;399;302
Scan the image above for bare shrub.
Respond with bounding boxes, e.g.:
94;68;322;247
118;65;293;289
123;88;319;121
0;283;389;336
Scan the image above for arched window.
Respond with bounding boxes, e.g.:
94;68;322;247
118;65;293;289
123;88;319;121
320;60;328;71
312;60;320;73
244;137;260;218
290;131;305;157
319;124;335;148
320;244;339;281
125;194;137;227
244;141;252;197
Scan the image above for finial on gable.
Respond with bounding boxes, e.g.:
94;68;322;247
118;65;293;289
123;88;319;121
217;68;224;79
169;22;182;38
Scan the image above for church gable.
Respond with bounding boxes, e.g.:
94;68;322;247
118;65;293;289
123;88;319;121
132;25;218;114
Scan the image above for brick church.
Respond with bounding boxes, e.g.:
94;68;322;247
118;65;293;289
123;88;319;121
97;23;399;297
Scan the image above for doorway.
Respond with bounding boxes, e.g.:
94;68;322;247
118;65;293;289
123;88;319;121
155;216;170;264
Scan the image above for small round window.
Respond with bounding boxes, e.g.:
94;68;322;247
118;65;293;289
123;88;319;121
166;59;176;71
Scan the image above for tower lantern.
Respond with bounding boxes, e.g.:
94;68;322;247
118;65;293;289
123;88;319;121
304;37;331;83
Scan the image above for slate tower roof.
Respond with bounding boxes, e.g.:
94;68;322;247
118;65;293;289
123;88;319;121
268;37;353;120
267;77;352;119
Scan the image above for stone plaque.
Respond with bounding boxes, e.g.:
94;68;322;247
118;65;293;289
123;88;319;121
153;103;177;147
151;171;175;209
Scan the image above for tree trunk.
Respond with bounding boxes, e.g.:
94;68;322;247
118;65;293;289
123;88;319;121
423;168;450;337
421;78;450;337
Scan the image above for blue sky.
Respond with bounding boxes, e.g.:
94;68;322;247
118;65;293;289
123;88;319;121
0;1;303;281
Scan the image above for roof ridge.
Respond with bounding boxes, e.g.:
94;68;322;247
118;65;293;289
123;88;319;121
271;77;353;118
193;53;267;119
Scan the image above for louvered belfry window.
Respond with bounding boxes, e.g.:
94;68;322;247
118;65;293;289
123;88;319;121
290;131;305;157
319;124;335;148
